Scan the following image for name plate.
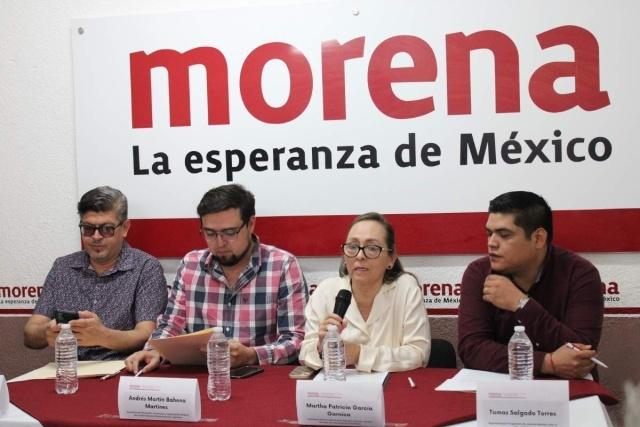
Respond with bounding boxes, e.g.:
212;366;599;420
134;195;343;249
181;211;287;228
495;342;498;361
296;380;385;426
118;376;201;422
0;375;8;416
477;380;569;427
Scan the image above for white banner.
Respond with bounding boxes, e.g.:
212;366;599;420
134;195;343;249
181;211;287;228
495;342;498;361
71;0;640;219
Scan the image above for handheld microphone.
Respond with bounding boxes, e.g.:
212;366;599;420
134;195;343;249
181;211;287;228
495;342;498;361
333;289;352;318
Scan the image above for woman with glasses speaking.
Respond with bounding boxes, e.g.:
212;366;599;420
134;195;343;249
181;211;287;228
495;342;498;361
299;212;430;372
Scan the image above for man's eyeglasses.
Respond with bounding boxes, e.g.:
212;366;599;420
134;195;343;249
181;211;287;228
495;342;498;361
341;243;391;259
79;222;123;238
201;222;247;242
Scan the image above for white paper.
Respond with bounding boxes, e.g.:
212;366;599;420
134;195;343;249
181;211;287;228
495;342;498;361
435;369;509;392
0;375;8;416
0;403;42;426
296;380;385;426
313;369;389;386
118;376;200;422
8;360;126;382
148;328;213;365
476;380;569;427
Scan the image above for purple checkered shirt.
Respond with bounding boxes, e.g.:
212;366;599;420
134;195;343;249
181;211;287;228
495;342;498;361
150;236;308;364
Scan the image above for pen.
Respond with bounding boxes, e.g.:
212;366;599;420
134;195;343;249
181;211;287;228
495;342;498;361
407;377;416;388
565;342;608;368
99;368;124;381
134;357;167;377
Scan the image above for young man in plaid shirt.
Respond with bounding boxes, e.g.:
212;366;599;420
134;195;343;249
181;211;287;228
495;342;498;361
126;184;308;373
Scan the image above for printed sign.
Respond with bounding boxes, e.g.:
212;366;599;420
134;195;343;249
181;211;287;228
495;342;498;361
69;0;640;257
118;376;201;422
296;380;385;426
0;375;9;416
476;380;569;427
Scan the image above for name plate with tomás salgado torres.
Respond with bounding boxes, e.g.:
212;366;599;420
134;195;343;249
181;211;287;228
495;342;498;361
477;380;569;427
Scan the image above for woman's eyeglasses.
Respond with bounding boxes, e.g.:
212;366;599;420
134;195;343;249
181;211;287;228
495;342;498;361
341;243;391;259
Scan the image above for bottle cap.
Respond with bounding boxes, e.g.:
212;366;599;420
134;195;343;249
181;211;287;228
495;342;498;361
213;326;223;333
327;324;338;332
514;325;525;332
60;323;71;329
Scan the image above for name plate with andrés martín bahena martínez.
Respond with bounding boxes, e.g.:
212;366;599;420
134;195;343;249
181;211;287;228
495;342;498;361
118;376;200;422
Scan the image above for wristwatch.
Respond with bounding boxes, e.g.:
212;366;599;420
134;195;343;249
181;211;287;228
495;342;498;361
517;295;530;311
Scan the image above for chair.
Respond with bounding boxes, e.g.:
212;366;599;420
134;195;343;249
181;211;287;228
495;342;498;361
427;338;457;368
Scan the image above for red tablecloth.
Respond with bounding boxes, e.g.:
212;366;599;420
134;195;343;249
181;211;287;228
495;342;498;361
8;366;618;427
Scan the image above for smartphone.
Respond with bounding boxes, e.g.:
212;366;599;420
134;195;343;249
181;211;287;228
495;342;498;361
53;309;79;324
288;365;319;380
230;365;264;379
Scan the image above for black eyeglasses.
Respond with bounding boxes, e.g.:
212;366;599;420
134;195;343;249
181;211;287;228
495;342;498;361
201;222;247;242
79;222;123;238
341;243;391;259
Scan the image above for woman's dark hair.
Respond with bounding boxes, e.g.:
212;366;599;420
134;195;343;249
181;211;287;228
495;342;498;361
339;212;407;283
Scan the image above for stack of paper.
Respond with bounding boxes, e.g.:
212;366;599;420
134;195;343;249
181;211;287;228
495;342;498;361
8;360;125;382
149;328;215;365
313;369;389;386
435;368;508;392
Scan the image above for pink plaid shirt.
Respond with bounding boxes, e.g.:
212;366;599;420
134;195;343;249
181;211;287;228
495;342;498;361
151;237;308;364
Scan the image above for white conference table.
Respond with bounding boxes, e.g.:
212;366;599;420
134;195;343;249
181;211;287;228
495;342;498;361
2;365;615;427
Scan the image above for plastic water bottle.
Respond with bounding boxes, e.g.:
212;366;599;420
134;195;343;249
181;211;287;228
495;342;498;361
323;324;346;381
55;323;78;394
207;326;231;401
508;325;533;380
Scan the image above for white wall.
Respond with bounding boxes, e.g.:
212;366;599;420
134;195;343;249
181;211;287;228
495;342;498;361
0;0;317;292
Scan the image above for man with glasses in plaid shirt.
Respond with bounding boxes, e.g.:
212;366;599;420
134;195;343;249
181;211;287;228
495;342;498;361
126;184;308;373
24;186;168;360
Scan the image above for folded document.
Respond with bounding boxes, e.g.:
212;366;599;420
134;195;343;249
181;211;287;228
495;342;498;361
8;360;125;382
148;327;215;365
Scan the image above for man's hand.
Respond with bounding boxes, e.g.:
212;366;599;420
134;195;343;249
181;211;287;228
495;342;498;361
69;311;108;347
543;343;596;379
228;340;259;367
125;349;162;375
45;319;61;347
24;314;60;349
482;274;525;311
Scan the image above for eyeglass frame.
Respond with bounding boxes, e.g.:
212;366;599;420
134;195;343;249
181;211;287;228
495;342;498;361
341;243;392;259
78;221;124;238
201;221;248;242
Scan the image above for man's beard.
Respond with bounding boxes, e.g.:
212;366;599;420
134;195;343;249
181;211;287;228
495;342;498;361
213;241;253;267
